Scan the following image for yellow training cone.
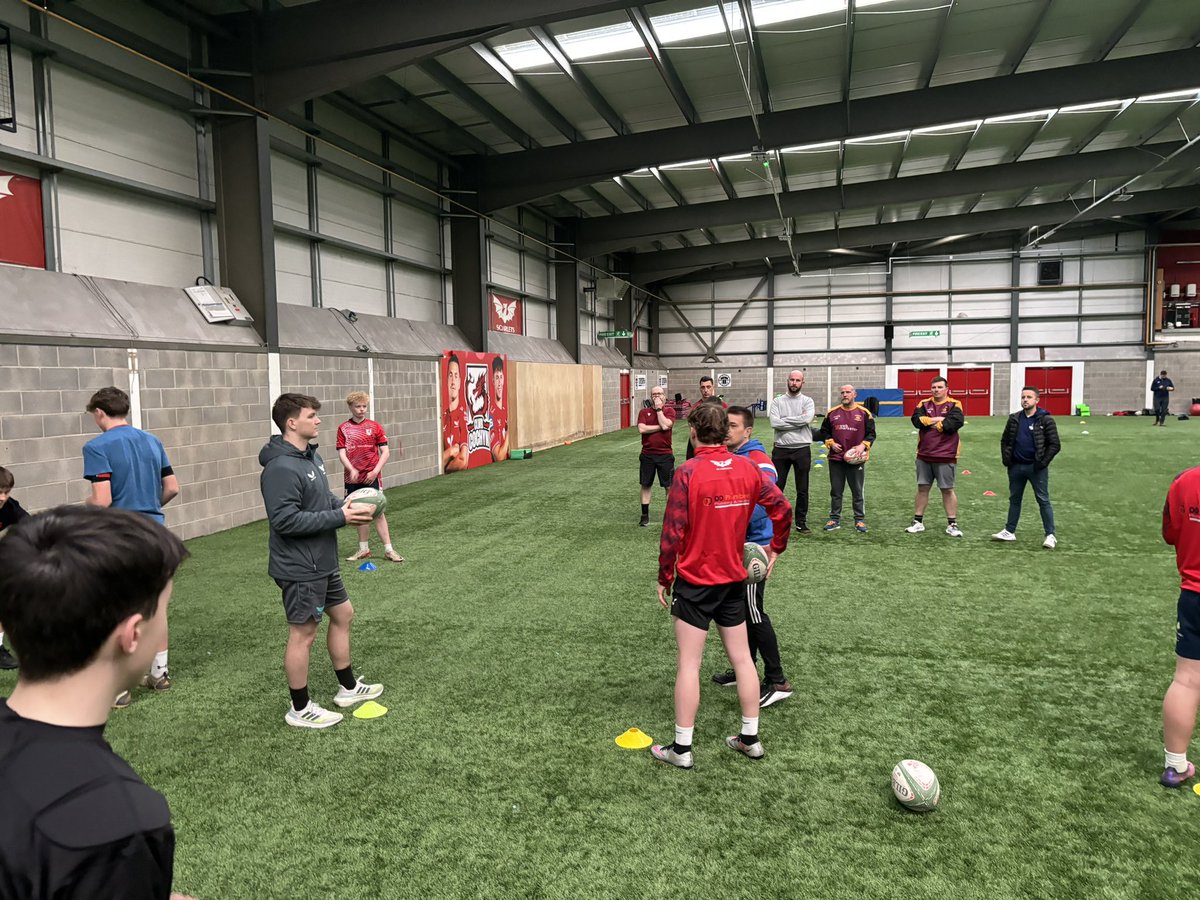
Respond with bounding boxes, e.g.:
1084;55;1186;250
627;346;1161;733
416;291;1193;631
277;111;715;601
615;727;653;749
353;700;388;719
1193;783;1200;796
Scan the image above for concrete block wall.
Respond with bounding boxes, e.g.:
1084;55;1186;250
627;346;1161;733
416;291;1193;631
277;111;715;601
772;365;831;414
1154;351;1200;412
601;367;621;434
371;357;439;486
139;349;271;541
279;353;371;487
1070;360;1144;414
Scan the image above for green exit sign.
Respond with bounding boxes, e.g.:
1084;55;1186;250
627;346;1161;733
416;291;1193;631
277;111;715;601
909;330;941;338
599;330;633;339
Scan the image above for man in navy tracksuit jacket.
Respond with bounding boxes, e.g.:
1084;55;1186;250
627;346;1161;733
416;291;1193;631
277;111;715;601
992;386;1061;548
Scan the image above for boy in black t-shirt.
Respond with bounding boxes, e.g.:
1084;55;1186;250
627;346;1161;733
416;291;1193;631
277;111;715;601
0;505;193;900
0;466;29;670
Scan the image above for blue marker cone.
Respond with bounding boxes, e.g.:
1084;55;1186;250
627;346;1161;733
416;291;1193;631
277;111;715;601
358;561;378;572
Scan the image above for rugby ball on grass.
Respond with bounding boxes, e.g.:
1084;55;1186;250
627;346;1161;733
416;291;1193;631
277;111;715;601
743;542;770;584
346;487;386;519
843;446;869;465
891;759;941;812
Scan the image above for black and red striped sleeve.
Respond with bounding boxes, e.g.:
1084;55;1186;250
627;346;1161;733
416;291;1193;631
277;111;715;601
658;464;692;587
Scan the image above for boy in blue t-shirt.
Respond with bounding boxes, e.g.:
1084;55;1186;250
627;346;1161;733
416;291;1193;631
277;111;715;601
83;387;180;704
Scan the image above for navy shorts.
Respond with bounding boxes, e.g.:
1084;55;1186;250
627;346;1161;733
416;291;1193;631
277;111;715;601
345;479;381;497
1176;588;1200;660
275;573;349;625
670;577;746;630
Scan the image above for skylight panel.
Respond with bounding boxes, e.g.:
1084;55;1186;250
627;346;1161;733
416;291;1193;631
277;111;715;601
555;22;642;61
493;40;554;71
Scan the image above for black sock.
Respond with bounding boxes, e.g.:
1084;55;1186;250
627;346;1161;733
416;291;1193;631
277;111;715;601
641;503;649;516
739;733;760;745
673;742;692;754
335;666;357;690
913;514;924;523
290;686;309;711
948;518;957;526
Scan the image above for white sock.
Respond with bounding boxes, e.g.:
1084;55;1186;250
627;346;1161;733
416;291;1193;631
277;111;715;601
1166;749;1189;773
674;725;694;748
359;541;370;552
151;650;168;678
741;715;759;739
0;630;5;645
384;543;394;552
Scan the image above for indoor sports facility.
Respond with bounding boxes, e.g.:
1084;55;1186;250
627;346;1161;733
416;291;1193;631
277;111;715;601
1;0;1200;897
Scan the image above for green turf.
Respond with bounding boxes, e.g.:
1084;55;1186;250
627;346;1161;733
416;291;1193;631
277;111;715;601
6;415;1198;898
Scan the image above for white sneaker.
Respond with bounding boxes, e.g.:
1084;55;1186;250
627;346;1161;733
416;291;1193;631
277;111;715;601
906;521;926;534
946;524;963;538
285;701;343;729
333;678;384;708
1043;534;1057;549
992;530;1016;542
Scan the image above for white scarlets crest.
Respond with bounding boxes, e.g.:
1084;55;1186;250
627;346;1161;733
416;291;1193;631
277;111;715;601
493;296;517;323
0;176;13;201
466;363;489;418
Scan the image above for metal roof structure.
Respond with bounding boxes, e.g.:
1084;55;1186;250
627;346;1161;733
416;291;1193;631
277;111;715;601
155;0;1200;283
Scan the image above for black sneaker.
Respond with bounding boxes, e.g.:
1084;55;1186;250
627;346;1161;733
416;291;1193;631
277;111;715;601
796;525;812;535
0;646;15;670
760;680;794;708
711;669;738;687
638;515;650;527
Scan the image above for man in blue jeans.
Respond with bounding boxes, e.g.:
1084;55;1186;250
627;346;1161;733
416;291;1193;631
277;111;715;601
992;387;1061;549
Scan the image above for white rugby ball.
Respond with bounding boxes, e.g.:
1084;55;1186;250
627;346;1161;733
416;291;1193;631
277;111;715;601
743;542;770;584
891;759;941;812
843;446;868;465
346;487;386;519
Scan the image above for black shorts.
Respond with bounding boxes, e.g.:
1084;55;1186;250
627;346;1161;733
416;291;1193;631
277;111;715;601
345;479;381;496
670;576;747;630
1176;588;1200;660
639;453;674;489
275;573;349;625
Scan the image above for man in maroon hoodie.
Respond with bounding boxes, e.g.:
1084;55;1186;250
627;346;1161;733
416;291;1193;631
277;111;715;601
652;403;792;769
906;375;966;537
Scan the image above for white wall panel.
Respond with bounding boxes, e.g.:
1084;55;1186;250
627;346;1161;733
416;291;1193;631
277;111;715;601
951;294;1009;317
275;236;312;306
525;299;550;338
51;68;197;195
951;259;1007;288
893;329;949;351
893;296;949;319
1082;289;1142;314
1019;320;1077;344
314;101;386;181
950;322;1008;348
322;247;387;316
393;268;441;323
1020;290;1078;316
525;260;549;297
489;242;521;290
713;303;769;327
893;262;949;293
830;296;886;322
1080;318;1142;343
774;328;828;352
391;202;440;267
271;154;308;228
1082;255;1140;282
4;46;38;153
318;173;384;249
774;297;830;325
717;330;769;354
58;182;201;286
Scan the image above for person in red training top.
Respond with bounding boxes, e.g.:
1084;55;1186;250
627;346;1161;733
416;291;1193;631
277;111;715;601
1159;467;1200;787
338;391;403;564
441;354;469;472
815;384;876;534
652;403;792;769
906;375;966;538
637;385;676;527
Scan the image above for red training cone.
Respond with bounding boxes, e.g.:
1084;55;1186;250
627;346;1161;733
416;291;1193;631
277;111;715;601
983;490;996;496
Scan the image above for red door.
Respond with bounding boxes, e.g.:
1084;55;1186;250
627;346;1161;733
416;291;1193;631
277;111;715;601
947;367;992;417
1023;366;1073;416
899;368;941;412
620;372;632;428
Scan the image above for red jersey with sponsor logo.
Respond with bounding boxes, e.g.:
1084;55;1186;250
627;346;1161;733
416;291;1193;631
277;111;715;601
443;403;468;454
639;405;676;456
336;418;388;478
490;401;508;455
658;445;791;588
1164;466;1200;592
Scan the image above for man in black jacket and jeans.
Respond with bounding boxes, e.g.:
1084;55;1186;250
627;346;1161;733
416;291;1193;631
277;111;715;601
260;393;383;729
992;386;1061;549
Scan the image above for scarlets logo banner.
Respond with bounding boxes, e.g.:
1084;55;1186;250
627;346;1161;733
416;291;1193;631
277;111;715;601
441;350;508;472
0;172;45;268
489;292;523;335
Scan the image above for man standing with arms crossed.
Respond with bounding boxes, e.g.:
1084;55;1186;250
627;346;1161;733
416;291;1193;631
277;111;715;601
770;370;815;535
83;386;180;707
637;385;676;527
992;387;1061;548
685;375;726;460
1151;369;1175;426
906;375;966;538
816;385;875;534
652;404;792;769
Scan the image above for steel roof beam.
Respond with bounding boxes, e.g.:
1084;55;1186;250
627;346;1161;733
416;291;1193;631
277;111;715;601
628;7;699;125
1001;0;1052;75
527;25;630;138
472;42;580;142
576;141;1197;254
1094;0;1153;61
737;0;772;114
478;48;1200;209
710;159;757;240
918;0;956;89
418;59;540;151
630;186;1200;281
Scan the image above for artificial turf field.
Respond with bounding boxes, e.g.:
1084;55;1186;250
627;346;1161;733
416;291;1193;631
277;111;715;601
5;414;1198;899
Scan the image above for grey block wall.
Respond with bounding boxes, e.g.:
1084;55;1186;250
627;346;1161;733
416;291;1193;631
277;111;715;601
602;367;621;434
279;353;372;487
372;358;439;485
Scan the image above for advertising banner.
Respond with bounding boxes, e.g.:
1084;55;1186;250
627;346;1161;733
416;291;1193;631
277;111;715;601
489;292;523;335
441;350;509;472
0;171;45;268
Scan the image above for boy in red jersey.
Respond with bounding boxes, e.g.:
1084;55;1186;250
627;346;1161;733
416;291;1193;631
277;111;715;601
1159;467;1200;787
906;375;966;538
652;403;792;769
338;391;403;563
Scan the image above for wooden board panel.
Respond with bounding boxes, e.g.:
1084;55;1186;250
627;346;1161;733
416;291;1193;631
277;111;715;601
510;362;603;451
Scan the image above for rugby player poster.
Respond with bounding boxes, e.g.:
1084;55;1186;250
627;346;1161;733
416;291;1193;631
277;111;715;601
0;171;45;269
441;350;509;472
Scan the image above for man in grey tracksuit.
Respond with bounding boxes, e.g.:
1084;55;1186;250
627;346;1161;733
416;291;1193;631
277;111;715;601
260;392;383;730
769;370;815;534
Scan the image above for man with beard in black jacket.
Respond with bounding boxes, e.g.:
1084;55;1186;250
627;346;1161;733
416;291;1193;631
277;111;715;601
992;386;1062;549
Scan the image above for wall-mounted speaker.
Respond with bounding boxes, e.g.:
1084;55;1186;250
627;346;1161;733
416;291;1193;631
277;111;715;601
1037;260;1063;286
883;323;895;341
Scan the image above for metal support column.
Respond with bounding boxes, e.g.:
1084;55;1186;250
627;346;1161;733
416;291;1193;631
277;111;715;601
1009;238;1021;361
553;224;581;362
766;270;775;367
29;8;59;271
884;264;894;364
448;166;488;351
190;28;216;284
382;133;396;317
615;281;634;366
304;101;322;308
